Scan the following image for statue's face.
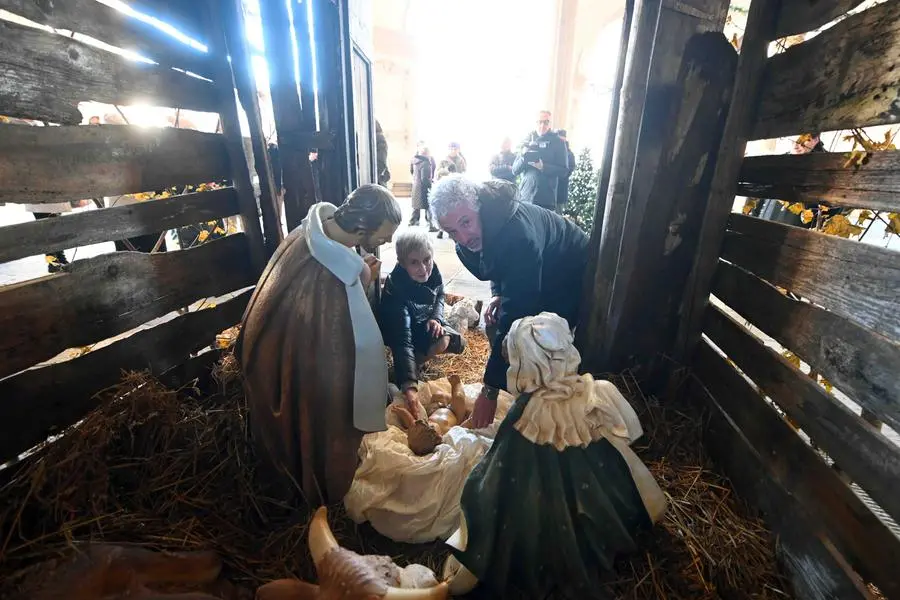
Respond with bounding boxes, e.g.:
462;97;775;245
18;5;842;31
359;219;399;252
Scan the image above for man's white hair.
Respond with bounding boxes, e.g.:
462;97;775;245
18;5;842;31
394;229;434;265
429;174;480;222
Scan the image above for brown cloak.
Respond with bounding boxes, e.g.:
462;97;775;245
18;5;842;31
239;225;361;505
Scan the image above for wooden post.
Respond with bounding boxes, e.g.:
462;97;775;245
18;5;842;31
204;0;266;275
607;32;738;385
222;0;283;256
314;0;353;204
259;0;318;231
673;0;780;364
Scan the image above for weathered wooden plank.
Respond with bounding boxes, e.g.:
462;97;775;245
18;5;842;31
673;0;779;363
588;31;737;382
753;0;900;140
0;234;255;380
775;0;867;38
204;0;266;275
722;213;900;341
712;260;900;432
0;0;212;76
0;19;219;124
0;124;230;205
0;188;240;265
702;305;900;528
129;0;208;47
694;345;875;599
0;289;250;464
738;150;900;213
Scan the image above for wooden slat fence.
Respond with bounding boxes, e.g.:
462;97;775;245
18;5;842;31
0;0;276;466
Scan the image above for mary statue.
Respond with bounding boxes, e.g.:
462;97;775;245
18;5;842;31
443;312;666;599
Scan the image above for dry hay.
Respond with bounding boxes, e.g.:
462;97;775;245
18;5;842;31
0;338;790;600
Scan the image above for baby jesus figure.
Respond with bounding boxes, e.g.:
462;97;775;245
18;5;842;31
442;312;667;599
390;375;470;455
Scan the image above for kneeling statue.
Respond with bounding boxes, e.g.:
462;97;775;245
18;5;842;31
238;185;402;504
442;312;667;599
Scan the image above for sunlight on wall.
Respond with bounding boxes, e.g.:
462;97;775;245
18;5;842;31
408;0;555;179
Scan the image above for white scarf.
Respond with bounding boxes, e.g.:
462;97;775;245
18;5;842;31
303;203;388;433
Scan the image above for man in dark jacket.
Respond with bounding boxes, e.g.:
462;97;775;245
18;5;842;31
489;137;517;183
556;129;576;208
512;110;569;210
430;175;589;427
376;119;390;186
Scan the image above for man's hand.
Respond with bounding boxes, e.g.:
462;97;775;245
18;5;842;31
483;296;501;327
469;386;499;429
363;254;381;284
403;387;425;419
528;159;544;171
427;319;444;337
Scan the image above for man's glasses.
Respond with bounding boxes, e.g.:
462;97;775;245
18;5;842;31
537;119;550;125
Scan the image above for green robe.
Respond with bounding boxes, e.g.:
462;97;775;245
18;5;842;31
452;393;652;599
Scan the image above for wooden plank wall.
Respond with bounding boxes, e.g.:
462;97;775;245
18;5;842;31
0;0;274;465
679;0;900;597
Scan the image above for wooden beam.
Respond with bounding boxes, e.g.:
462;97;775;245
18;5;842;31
712;260;900;432
0;20;219;125
722;213;900;341
0;188;240;265
578;0;662;370
203;0;266;275
0;233;255;381
0;0;213;77
738;150;900;213
258;0;312;232
775;0;867;38
702;305;900;529
222;0;282;256
673;0;780;363
0;289;250;464
129;0;208;48
753;1;900;140
583;31;737;381
0;124;230;205
691;341;878;600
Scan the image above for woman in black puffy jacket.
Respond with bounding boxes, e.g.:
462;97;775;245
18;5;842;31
380;230;466;413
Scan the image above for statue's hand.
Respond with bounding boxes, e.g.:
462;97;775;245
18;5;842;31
363;254;381;284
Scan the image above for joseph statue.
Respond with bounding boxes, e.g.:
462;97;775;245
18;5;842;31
238;184;402;504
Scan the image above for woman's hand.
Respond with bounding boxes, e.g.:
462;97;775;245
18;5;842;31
469;386;498;429
483;296;501;327
426;319;444;337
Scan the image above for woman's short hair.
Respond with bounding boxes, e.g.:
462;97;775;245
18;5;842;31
334;184;402;233
429;174;481;222
394;229;434;265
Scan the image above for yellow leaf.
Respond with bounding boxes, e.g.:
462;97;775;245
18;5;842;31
775;285;789;295
214;226;225;235
45;255;61;265
197;230;210;242
786;202;805;215
781;350;801;370
800;209;815;224
226;224;238;235
818;375;833;394
778;200;790;210
207;220;218;227
856;210;873;226
886;212;900;236
822;214;864;238
742;198;759;215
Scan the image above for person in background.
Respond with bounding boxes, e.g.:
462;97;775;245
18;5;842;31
489;137;517;183
380;230;466;415
376;119;391;187
430;175;589;428
512;110;569;210
88;116;101;125
556;129;576;209
409;144;436;230
309;149;323;203
439;142;467;176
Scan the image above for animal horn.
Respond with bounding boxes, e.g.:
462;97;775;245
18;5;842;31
383;582;450;599
308;507;339;566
